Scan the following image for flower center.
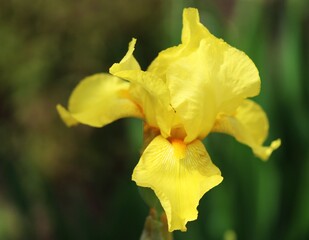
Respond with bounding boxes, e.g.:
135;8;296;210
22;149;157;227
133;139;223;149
170;127;187;140
170;138;187;160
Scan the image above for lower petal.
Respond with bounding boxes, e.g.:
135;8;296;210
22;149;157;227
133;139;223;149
212;99;281;160
56;104;79;127
132;135;223;232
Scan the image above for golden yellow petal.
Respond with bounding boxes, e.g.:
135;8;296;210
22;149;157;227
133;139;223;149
60;73;142;127
212;99;281;160
132;135;223;231
56;104;79;127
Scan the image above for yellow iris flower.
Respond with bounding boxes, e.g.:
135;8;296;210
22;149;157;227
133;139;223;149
57;8;280;232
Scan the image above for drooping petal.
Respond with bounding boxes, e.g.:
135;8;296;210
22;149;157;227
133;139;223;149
132;135;223;231
110;39;173;137
56;104;79;127
212;99;281;160
58;73;143;127
148;8;261;142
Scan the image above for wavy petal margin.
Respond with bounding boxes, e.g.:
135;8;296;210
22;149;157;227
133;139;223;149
132;135;223;231
149;8;261;142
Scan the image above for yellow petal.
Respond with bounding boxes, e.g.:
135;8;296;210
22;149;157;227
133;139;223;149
212;99;281;160
148;8;260;142
109;38;141;72
56;104;79;127
148;8;211;77
110;39;173;137
60;73;142;127
164;40;217;143
181;8;211;45
132;135;223;231
180;8;261;108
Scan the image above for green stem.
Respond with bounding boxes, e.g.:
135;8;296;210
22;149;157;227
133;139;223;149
140;208;173;240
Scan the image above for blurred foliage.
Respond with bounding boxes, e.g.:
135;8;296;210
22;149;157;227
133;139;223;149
0;0;308;239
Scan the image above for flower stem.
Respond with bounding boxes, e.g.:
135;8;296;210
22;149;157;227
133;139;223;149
140;208;173;240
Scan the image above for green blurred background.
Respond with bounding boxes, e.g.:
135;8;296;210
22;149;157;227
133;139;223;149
0;0;308;239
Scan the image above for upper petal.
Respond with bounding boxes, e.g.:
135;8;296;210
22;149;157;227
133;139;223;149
147;8;212;77
148;8;260;142
109;38;141;72
57;73;143;127
132;135;223;231
212;99;281;160
164;41;217;142
110;39;168;99
110;39;173;137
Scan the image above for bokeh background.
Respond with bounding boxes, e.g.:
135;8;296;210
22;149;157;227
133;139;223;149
0;0;308;239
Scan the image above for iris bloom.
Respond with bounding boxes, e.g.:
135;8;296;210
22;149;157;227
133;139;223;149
57;8;280;232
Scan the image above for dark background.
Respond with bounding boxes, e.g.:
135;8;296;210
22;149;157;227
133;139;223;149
0;0;308;239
